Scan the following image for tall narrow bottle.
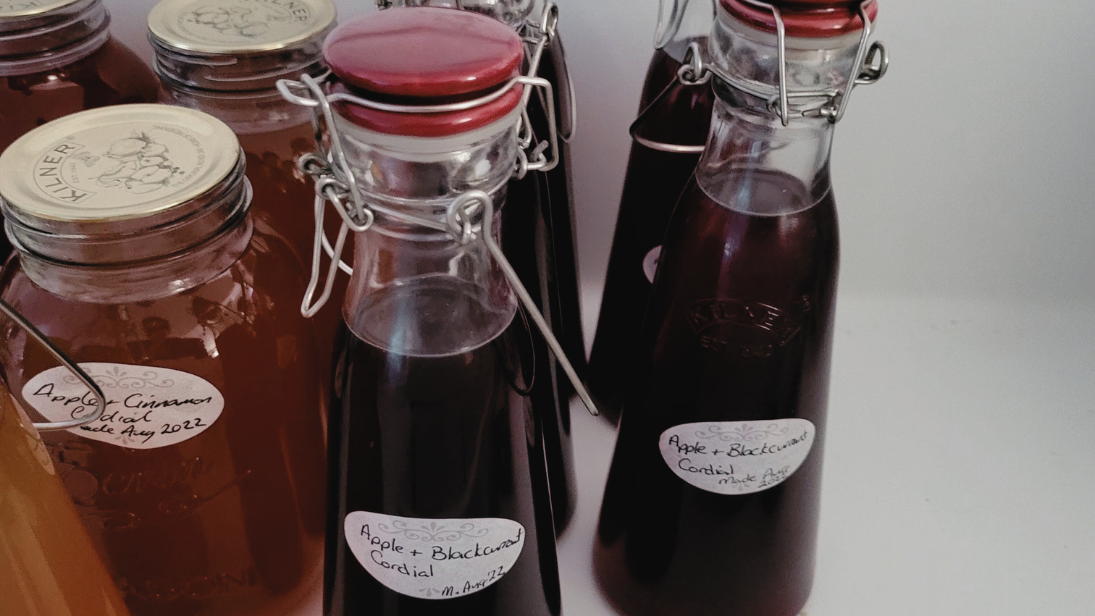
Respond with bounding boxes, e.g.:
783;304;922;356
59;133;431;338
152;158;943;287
282;7;561;615
0;0;159;258
587;0;717;424
388;0;582;532
595;1;885;615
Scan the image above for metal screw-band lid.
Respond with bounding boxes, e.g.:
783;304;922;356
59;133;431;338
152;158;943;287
148;0;336;90
0;104;247;264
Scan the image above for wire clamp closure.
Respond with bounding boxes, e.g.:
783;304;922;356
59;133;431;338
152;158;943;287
631;0;888;148
277;3;597;416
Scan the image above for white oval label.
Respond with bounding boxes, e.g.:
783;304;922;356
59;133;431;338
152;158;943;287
659;419;816;495
345;512;525;600
642;245;662;284
22;363;224;450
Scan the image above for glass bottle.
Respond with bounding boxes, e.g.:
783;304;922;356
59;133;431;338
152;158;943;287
0;104;328;616
587;0;717;424
0;302;129;616
595;1;887;615
0;0;159;258
386;0;582;532
149;0;345;391
279;7;570;615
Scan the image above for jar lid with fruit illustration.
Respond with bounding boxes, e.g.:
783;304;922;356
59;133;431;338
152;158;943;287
0;104;248;264
149;0;336;91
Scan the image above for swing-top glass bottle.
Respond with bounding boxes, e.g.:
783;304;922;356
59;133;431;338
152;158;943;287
277;7;595;615
383;0;583;532
595;1;888;615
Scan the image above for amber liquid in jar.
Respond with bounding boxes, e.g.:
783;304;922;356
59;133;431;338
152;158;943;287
157;83;348;389
1;219;328;616
0;38;158;153
0;103;327;616
1;7;159;258
0;381;132;616
235;120;348;381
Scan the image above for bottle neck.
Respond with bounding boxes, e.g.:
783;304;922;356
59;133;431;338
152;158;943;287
697;98;833;215
0;0;109;76
696;11;866;214
656;0;715;62
337;116;521;354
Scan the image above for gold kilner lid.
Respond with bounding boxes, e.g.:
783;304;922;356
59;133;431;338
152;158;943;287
148;0;336;55
0;104;239;224
0;0;82;20
0;104;250;265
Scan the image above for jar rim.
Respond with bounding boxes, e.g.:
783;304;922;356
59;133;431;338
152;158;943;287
0;0;106;64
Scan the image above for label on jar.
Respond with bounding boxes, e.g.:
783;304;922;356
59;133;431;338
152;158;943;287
642;245;662;283
660;419;815;495
344;512;525;600
22;363;224;450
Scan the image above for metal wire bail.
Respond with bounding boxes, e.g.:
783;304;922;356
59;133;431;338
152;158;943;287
0;300;106;432
652;0;888;128
277;4;597;416
448;191;598;417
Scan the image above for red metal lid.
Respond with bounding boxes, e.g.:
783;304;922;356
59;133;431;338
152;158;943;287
322;7;525;137
720;0;879;38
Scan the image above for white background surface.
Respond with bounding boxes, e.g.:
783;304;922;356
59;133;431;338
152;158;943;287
101;0;1095;613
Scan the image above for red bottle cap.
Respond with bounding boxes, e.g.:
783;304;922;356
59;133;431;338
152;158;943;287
323;7;525;138
720;0;879;38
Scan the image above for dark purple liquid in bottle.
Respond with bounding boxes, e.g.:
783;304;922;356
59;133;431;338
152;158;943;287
594;169;839;616
502;34;582;534
325;278;561;616
587;46;715;424
504;170;577;534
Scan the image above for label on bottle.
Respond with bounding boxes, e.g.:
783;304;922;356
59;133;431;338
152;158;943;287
344;512;525;600
659;419;816;495
22;363;224;450
642;245;662;284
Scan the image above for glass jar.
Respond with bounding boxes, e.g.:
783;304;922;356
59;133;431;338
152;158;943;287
149;0;345;386
0;303;127;616
384;0;582;533
0;0;159;258
595;1;887;615
280;7;576;615
587;0;717;424
0;104;327;616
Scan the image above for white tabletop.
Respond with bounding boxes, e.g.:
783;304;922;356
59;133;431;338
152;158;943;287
557;289;1095;616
